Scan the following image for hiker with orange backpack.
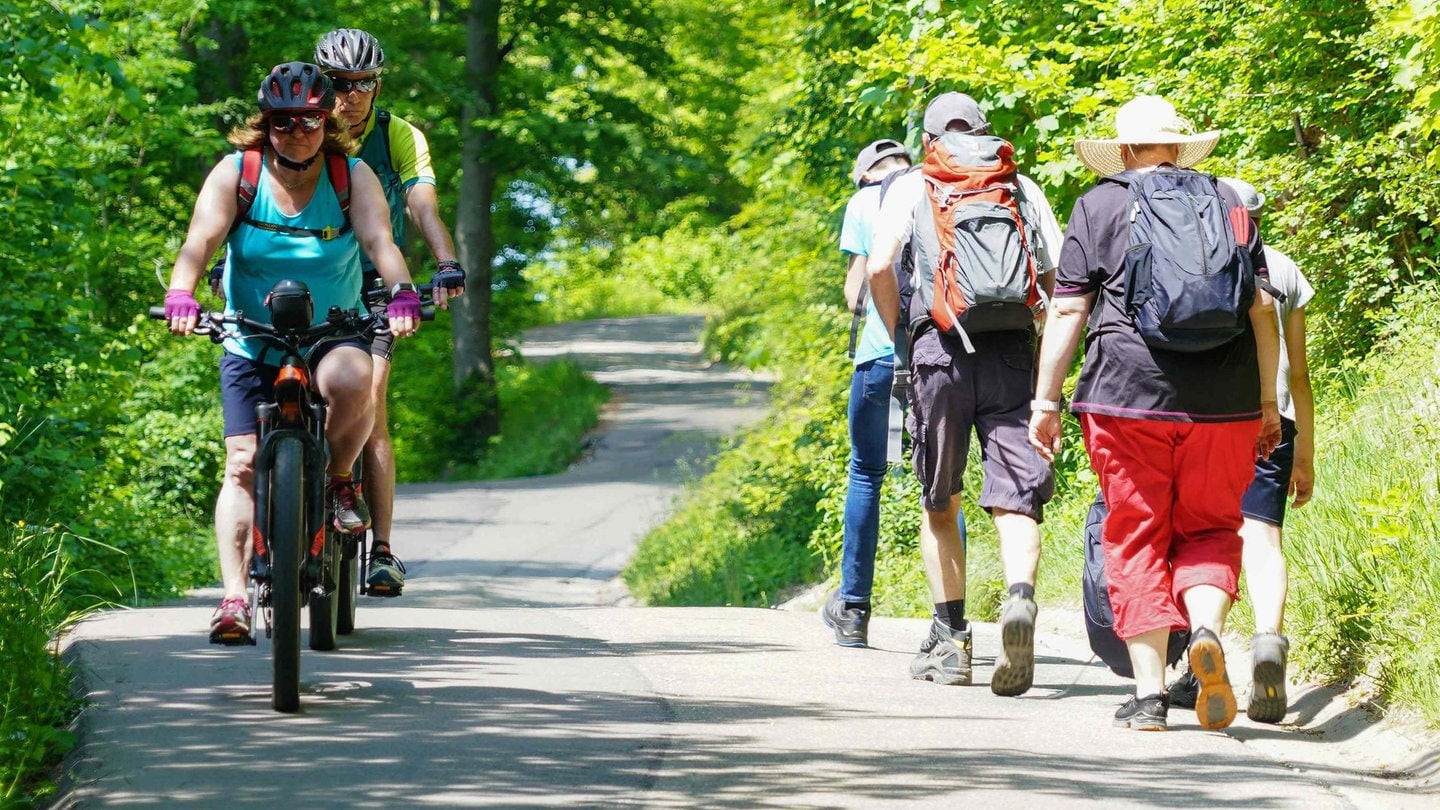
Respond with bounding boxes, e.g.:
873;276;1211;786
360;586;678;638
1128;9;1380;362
314;28;465;597
865;92;1063;695
162;62;421;643
1028;96;1283;732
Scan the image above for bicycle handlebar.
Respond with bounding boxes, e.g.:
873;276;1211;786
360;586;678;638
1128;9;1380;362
149;289;436;349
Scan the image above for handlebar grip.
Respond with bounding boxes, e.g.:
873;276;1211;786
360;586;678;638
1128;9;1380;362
421;306;436;322
148;306;167;319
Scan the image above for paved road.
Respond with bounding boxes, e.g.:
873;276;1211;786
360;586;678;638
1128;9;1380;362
56;315;1438;809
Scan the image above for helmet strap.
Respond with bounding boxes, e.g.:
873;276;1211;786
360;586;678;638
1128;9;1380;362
274;151;318;171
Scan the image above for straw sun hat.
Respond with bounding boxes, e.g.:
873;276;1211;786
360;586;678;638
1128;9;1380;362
1074;95;1220;177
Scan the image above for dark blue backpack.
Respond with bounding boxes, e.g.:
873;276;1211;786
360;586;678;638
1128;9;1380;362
1110;168;1257;352
1083;491;1189;678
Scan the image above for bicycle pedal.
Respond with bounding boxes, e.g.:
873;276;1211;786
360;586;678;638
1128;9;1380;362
365;584;402;598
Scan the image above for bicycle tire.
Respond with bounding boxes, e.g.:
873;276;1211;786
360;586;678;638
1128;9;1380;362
270;437;305;713
308;526;340;651
336;534;359;635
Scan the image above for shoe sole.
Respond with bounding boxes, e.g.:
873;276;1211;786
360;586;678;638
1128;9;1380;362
1248;644;1288;724
911;666;970;686
1189;636;1237;730
210;627;256;646
1113;716;1168;731
991;609;1035;697
910;645;971;686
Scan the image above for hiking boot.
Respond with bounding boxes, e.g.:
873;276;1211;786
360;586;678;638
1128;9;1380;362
327;476;371;534
1114;692;1169;731
991;593;1037;697
1167;666;1200;710
1247;632;1290;724
1188;628;1237;730
910;619;972;685
821;589;869;648
209;594;254;646
365;546;406;597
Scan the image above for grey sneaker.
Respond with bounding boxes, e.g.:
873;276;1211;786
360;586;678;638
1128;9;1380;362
821;589;869;648
1188;628;1237;730
365;547;406;596
1114;692;1169;731
910;620;972;685
991;593;1037;696
1247;632;1290;724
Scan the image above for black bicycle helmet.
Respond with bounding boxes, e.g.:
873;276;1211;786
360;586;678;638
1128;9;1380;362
257;61;335;113
314;28;385;74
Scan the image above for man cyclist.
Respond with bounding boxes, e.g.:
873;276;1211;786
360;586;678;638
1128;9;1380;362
314;28;466;597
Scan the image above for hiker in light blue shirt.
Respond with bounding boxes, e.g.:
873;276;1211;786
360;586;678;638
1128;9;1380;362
822;139;964;648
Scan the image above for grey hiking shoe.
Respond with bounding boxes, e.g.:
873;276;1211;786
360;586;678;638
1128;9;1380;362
991;593;1037;696
1188;628;1237;730
821;589;869;648
365;547;406;596
1114;692;1169;731
910;619;972;685
1247;632;1290;723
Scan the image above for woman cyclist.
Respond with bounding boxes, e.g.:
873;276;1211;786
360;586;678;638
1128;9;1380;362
162;62;422;644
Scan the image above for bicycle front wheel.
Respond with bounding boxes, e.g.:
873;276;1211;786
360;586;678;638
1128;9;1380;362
269;436;305;713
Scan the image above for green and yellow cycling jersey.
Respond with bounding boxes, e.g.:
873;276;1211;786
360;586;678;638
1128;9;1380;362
354;107;436;269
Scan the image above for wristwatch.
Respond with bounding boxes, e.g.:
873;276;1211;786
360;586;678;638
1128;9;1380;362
1030;399;1063;412
390;281;418;297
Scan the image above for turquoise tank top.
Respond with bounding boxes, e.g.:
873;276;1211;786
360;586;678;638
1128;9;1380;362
221;152;364;361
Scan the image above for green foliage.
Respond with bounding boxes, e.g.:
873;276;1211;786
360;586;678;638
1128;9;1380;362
1274;284;1440;723
0;520;92;804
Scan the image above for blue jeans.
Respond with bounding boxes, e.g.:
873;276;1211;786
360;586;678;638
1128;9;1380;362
841;356;966;604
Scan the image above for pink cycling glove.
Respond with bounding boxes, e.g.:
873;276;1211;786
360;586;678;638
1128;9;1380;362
164;289;201;319
387;290;422;322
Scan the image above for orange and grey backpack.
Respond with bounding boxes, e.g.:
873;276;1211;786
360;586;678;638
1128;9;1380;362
906;133;1044;353
230;148;353;241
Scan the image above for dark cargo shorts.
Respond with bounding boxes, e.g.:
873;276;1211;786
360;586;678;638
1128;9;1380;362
1241;416;1297;527
905;328;1055;520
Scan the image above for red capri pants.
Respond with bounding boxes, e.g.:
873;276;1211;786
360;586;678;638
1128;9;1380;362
1080;413;1260;641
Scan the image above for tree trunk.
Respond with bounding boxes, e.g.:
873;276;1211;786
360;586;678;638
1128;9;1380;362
451;0;502;442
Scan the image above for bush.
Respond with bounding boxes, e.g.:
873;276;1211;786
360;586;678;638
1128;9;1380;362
0;521;92;804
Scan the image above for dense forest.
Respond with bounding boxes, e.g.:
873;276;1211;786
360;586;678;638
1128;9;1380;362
6;0;1440;801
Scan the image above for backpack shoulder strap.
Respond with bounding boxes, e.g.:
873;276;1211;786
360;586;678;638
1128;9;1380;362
232;148;263;235
325;151;351;223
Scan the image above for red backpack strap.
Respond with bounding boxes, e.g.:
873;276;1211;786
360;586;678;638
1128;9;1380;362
232;148;263;234
325;151;351;223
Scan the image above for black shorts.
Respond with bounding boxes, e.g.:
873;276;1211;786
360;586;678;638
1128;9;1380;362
1240;416;1297;527
906;329;1054;520
219;339;367;437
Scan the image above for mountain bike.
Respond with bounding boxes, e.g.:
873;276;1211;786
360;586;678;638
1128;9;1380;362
151;280;430;712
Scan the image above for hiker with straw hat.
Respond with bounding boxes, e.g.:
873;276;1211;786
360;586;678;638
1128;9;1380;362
1027;95;1284;732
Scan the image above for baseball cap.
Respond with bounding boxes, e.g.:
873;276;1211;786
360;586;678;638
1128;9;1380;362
1218;177;1266;216
851;139;910;187
922;92;989;136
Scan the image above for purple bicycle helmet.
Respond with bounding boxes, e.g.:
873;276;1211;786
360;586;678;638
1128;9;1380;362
257;61;335;113
314;29;386;74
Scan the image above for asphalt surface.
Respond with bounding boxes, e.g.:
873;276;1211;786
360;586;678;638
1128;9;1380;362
56;315;1440;809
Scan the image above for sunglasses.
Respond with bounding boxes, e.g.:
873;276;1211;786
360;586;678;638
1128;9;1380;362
330;77;378;94
270;113;327;134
